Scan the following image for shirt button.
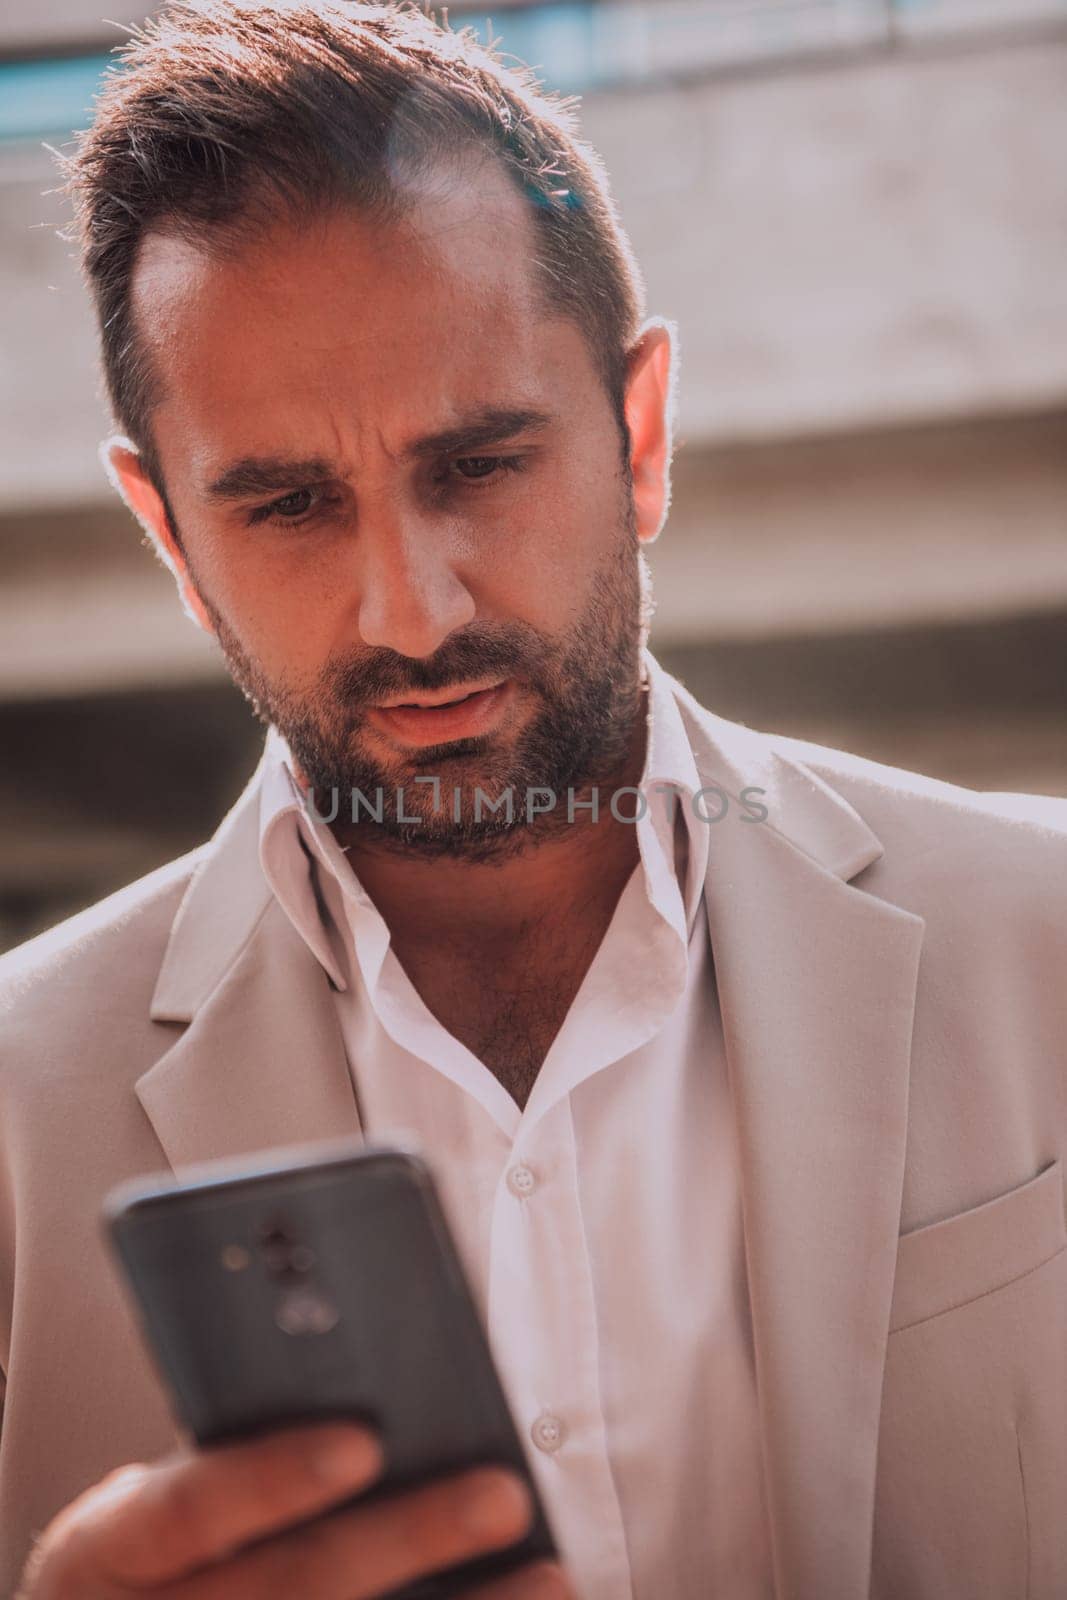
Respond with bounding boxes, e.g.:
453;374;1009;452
506;1163;537;1198
530;1412;565;1453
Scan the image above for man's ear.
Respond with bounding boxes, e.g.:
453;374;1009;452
101;437;216;635
623;317;677;545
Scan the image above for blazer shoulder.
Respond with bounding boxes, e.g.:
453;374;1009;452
672;674;1067;850
0;843;208;1033
767;727;1067;843
756;727;1067;949
673;679;1067;924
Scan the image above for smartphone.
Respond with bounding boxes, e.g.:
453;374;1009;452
103;1137;560;1599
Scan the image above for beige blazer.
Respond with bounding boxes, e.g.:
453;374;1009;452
1;672;1065;1600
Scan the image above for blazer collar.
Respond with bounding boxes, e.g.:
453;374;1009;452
140;674;924;1600
149;740;276;1025
141;739;363;1168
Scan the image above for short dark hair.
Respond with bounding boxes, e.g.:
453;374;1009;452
56;0;646;506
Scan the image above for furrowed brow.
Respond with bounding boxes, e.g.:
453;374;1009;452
203;456;338;504
202;408;554;503
406;406;555;461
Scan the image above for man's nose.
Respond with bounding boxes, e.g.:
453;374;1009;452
355;507;476;659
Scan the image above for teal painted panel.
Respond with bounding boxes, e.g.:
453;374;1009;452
0;2;1056;143
0;54;112;142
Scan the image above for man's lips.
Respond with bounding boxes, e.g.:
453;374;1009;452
373;678;505;710
365;680;512;747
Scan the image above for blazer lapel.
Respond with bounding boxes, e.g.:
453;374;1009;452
136;742;363;1174
675;682;925;1600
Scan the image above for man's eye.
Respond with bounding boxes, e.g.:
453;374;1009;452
247;488;336;527
449;455;526;485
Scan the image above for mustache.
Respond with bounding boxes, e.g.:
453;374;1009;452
325;623;553;708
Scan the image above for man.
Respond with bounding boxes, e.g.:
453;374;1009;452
1;2;1065;1597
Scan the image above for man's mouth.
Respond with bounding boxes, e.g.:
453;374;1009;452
365;680;512;747
377;681;500;710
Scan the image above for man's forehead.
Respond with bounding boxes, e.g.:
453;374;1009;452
131;152;542;328
130;171;557;463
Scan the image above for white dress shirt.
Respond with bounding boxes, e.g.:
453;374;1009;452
258;649;773;1600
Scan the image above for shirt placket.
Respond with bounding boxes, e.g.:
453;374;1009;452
486;1097;634;1600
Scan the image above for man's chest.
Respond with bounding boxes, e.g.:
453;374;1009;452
412;965;582;1109
388;927;609;1109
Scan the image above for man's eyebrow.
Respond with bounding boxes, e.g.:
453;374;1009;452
202;407;555;503
405;405;555;461
203;456;337;503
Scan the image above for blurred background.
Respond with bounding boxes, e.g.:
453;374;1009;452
1;0;1066;953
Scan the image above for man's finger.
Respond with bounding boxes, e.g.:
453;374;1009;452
141;1464;534;1600
61;1422;382;1588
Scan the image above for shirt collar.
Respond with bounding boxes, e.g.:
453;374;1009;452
258;646;710;987
637;645;711;938
258;728;359;992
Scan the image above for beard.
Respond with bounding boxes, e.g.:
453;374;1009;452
191;492;655;862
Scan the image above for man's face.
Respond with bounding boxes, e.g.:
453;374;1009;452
129;160;657;856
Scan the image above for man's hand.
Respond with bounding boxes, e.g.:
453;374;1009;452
17;1419;570;1598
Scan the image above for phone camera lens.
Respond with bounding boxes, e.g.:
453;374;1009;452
260;1239;317;1276
257;1222;316;1276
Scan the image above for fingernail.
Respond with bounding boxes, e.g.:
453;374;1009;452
312;1426;381;1485
461;1470;531;1539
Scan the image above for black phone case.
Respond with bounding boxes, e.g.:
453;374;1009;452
104;1141;559;1599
